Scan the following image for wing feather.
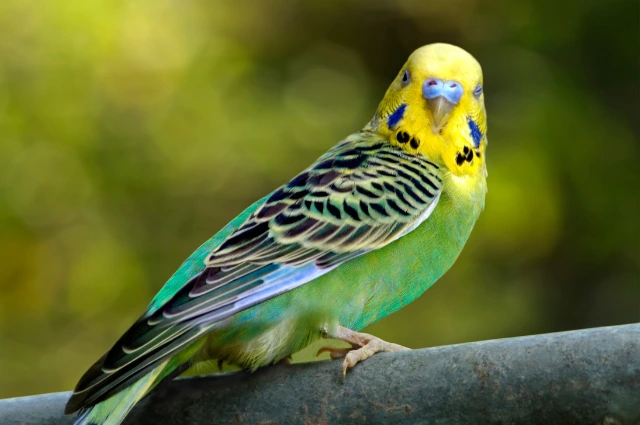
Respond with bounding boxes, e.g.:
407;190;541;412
67;132;443;412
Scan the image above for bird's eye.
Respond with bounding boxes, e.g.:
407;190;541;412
401;70;410;86
474;84;483;97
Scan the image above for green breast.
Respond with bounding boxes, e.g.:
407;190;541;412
316;175;486;331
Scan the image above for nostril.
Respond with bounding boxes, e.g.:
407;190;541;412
450;83;457;88
427;79;438;86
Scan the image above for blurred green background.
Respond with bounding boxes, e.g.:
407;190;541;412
0;0;638;398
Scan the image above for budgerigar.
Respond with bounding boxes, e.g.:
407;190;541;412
66;43;488;425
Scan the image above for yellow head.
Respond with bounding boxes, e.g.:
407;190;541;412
371;43;487;177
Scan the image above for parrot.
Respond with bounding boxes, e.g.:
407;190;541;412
65;43;488;425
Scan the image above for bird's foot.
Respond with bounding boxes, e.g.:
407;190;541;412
317;326;409;377
316;345;358;359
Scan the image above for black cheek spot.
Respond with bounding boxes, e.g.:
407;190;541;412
465;149;474;162
463;146;470;155
475;151;481;158
396;131;410;144
456;153;465;166
410;138;420;149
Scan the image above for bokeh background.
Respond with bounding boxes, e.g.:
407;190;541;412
0;0;638;398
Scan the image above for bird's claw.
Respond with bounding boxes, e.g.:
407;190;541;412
319;326;409;378
339;336;408;377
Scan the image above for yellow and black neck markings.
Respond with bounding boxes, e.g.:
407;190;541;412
395;130;420;150
456;117;484;164
378;100;486;179
456;145;475;166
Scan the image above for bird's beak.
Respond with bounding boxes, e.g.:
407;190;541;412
426;96;456;130
422;78;463;132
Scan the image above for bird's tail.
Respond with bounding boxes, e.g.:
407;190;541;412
72;359;172;425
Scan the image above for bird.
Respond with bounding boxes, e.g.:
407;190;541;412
65;43;488;425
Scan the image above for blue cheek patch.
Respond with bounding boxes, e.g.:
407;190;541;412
387;104;406;129
468;118;482;147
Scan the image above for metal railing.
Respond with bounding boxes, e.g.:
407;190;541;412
1;324;639;425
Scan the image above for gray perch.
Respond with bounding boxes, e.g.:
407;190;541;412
1;324;639;425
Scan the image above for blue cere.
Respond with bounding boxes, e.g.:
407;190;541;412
468;118;482;147
422;78;463;105
387;104;406;129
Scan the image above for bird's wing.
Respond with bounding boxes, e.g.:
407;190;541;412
67;134;443;411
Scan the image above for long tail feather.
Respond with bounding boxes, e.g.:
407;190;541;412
72;360;168;425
